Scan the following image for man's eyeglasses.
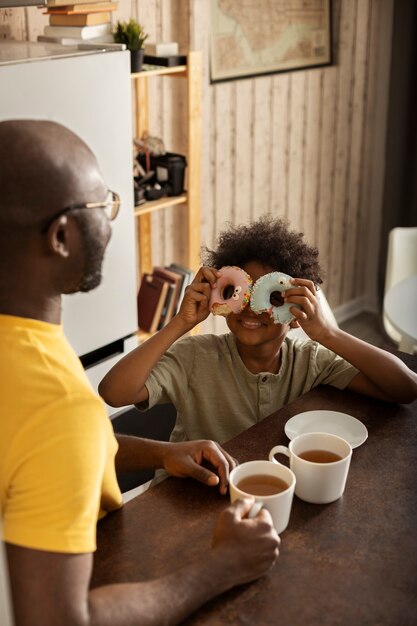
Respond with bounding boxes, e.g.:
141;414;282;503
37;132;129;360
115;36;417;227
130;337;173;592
41;189;121;233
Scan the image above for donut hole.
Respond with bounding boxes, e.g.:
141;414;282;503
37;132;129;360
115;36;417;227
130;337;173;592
222;283;236;300
270;291;284;307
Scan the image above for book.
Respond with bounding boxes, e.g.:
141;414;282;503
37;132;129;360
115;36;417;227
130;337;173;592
37;34;115;46
137;273;170;333
156;282;175;330
167;263;194;313
46;1;117;12
44;22;112;39
145;42;178;57
152;266;183;327
46;0;110;6
143;54;187;67
49;11;111;25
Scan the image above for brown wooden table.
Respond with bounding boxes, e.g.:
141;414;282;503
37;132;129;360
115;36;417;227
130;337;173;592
92;353;417;625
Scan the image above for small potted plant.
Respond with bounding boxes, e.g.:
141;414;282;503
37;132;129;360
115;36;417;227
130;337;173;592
114;18;149;73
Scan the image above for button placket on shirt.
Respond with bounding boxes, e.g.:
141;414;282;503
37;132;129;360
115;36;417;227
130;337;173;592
258;374;271;420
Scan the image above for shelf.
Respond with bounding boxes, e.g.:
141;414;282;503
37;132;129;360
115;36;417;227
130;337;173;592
137;329;151;342
131;64;187;78
134;193;187;217
132;51;201;279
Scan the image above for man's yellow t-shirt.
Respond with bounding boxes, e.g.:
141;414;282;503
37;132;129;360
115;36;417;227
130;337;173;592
0;315;123;553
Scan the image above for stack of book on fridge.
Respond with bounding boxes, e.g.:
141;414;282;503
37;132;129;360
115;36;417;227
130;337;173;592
40;0;118;44
137;264;194;333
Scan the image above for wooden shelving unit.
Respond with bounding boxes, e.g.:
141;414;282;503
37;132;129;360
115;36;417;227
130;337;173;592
131;51;202;277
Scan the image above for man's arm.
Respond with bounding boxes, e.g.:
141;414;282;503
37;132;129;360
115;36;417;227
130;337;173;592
285;279;417;403
115;436;237;495
98;267;220;407
6;499;280;626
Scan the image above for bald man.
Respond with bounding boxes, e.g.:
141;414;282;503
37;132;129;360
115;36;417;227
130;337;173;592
0;120;280;626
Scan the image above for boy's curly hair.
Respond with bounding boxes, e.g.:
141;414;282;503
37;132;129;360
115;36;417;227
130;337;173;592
201;215;324;285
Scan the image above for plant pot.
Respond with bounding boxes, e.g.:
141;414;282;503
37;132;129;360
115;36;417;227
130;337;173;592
130;48;144;73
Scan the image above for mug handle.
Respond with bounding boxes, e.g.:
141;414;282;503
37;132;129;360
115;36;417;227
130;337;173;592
247;501;264;519
269;445;290;465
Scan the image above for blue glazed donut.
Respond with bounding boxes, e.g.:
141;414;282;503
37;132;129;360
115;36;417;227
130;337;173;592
250;272;299;324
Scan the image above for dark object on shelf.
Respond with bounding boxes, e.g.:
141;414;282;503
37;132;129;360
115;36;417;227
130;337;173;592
145;185;167;201
134;178;146;205
137;151;187;196
144;54;187;67
130;48;145;73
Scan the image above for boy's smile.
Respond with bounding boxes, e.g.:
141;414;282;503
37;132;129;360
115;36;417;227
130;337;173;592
238;317;264;330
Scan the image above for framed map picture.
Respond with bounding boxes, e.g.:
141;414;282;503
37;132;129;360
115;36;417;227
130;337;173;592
210;0;332;83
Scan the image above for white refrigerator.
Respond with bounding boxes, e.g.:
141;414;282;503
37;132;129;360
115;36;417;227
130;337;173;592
0;41;138;414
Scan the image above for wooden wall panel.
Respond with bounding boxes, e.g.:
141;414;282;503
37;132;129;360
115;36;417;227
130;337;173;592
355;0;378;303
287;71;306;227
342;0;371;303
303;69;322;245
270;74;290;219
0;7;27;40
361;0;394;313
233;79;254;226
252;76;273;220
213;81;234;233
2;0;394;313
327;0;357;305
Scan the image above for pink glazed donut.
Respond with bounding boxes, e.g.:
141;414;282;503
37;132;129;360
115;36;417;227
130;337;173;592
209;266;253;316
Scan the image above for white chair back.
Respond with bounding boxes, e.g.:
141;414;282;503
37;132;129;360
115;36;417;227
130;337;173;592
383;227;417;344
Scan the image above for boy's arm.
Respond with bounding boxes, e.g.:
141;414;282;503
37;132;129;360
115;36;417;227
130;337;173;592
313;326;417;403
98;267;220;407
6;499;280;626
285;279;417;404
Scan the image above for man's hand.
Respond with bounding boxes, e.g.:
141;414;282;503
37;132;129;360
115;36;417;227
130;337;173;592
211;498;281;585
162;439;237;495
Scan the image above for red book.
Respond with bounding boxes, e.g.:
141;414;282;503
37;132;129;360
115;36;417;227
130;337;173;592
137;273;170;333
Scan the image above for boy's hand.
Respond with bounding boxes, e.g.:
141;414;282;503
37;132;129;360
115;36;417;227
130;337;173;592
162;439;237;495
177;266;221;327
283;278;333;342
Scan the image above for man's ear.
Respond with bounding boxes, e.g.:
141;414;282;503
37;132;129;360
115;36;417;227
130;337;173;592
46;216;71;258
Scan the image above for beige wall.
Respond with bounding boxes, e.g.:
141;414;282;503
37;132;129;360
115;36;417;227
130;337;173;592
0;0;394;317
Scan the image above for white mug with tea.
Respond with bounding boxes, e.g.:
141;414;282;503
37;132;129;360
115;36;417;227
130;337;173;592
269;432;352;504
229;460;296;534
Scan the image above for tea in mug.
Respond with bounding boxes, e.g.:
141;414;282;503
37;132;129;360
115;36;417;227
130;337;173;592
298;449;343;463
236;474;289;496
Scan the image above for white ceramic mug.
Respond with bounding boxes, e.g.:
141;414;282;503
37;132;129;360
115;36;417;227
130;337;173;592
229;460;296;534
269;432;352;504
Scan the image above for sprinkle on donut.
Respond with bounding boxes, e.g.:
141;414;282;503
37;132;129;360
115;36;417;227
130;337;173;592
209;266;253;317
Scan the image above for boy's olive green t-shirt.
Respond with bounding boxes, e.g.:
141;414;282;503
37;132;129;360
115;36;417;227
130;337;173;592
142;333;359;445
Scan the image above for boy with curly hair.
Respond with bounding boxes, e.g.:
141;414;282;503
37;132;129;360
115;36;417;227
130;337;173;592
100;216;417;465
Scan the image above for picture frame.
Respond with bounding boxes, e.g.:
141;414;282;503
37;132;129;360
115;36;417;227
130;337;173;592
210;0;332;83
